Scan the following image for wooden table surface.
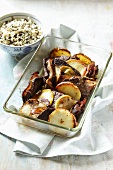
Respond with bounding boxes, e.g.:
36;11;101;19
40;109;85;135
0;0;113;169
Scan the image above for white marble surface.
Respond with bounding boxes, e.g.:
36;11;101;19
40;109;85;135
1;0;113;169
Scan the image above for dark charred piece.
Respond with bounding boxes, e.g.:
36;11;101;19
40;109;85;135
22;72;44;103
54;58;69;66
43;58;49;79
43;58;57;89
38;107;55;121
85;63;98;78
71;98;86;117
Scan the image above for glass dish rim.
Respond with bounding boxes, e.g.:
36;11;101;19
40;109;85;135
3;35;113;133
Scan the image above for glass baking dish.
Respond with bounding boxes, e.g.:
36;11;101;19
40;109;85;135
3;36;112;137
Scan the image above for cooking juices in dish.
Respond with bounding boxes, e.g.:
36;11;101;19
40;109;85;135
19;48;98;129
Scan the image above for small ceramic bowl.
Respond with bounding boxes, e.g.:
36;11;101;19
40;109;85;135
0;12;44;59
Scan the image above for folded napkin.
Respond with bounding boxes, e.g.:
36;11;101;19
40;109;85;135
0;25;113;157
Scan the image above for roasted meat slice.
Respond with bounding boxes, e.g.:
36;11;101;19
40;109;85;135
22;72;44;103
85;62;98;78
43;58;49;79
71;98;87;117
43;58;56;89
38;107;54;121
63;76;96;99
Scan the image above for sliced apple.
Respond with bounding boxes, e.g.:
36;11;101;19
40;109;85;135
66;59;87;76
60;65;75;75
19;99;47;118
75;53;92;64
55;94;77;110
55;66;61;82
34;89;54;105
56;81;81;100
48;109;77;128
20;102;32;117
49;48;71;58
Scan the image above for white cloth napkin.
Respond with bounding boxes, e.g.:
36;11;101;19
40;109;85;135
0;25;113;157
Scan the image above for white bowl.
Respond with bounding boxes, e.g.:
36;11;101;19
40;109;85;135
0;12;44;59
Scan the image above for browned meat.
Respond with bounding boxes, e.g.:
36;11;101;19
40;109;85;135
63;76;96;99
38;107;54;121
71;98;86;117
45;59;56;89
43;58;49;79
85;63;98;78
22;72;44;102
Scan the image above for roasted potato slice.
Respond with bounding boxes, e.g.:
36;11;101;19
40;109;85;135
34;89;54;105
75;53;92;64
66;59;87;76
48;109;77;128
49;48;71;58
55;94;77;110
56;81;81;100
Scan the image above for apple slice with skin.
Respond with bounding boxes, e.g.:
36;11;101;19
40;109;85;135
75;53;92;65
49;48;71;58
66;59;87;76
56;81;81;100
